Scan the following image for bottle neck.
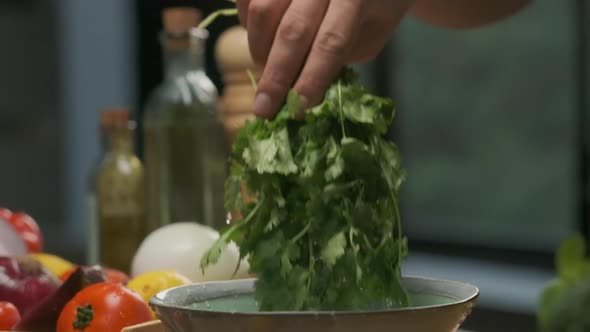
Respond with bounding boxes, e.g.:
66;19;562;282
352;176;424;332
163;48;204;79
161;30;207;80
104;127;134;155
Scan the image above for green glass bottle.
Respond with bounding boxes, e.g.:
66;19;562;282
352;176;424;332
143;7;228;231
95;109;146;273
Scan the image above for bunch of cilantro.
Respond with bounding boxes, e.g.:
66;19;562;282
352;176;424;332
538;234;590;331
201;68;409;311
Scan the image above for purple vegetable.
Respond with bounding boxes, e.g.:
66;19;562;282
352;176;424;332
0;256;61;318
17;265;107;332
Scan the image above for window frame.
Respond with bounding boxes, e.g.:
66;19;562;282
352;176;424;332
373;0;589;256
575;0;590;241
371;2;589;330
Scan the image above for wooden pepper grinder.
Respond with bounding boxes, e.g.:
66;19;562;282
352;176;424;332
215;25;262;214
215;25;262;147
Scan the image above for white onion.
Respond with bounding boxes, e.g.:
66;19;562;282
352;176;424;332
0;218;27;256
131;222;250;282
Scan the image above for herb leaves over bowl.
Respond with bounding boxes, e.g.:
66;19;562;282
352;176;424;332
539;234;590;331
201;68;409;311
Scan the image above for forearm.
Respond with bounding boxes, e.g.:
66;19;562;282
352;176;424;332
408;0;531;29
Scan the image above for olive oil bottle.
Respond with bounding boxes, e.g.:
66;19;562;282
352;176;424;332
95;108;146;273
143;7;228;230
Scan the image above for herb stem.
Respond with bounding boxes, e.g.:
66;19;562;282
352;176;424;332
390;191;410;307
390;191;403;267
242;198;265;224
231;254;242;279
307;234;314;290
290;222;311;244
349;227;361;282
337;81;346;138
362;234;374;251
198;8;238;30
247;70;258;90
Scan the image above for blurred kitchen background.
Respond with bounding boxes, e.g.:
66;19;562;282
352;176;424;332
0;0;587;331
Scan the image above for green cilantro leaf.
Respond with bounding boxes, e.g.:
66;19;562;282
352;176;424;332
200;221;245;270
556;234;587;282
324;137;344;181
224;174;243;212
265;207;281;232
539;234;590;331
243;127;297;175
276;90;302;122
321;232;347;268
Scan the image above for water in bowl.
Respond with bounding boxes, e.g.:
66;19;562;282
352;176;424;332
189;292;456;313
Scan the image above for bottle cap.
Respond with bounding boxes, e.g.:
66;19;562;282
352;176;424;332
100;108;132;128
162;7;202;34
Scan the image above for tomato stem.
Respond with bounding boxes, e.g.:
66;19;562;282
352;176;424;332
73;304;94;329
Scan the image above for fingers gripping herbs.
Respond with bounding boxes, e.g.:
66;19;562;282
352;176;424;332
201;68;409;311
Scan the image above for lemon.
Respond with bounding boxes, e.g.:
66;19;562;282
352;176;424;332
127;270;192;319
29;252;76;277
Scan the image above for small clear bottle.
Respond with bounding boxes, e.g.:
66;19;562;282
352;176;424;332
95;108;146;273
143;8;228;231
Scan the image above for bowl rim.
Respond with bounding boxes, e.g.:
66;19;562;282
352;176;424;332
149;276;480;316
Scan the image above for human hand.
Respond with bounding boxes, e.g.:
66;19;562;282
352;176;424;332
237;0;413;118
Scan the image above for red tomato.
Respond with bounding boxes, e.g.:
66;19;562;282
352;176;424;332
6;212;43;253
57;283;151;332
0;302;21;331
103;268;129;284
0;208;12;221
60;266;129;284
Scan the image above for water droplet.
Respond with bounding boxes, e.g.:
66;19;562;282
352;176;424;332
384;298;394;309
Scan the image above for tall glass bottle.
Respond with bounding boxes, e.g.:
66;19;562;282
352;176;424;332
143;10;227;231
95;109;146;273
